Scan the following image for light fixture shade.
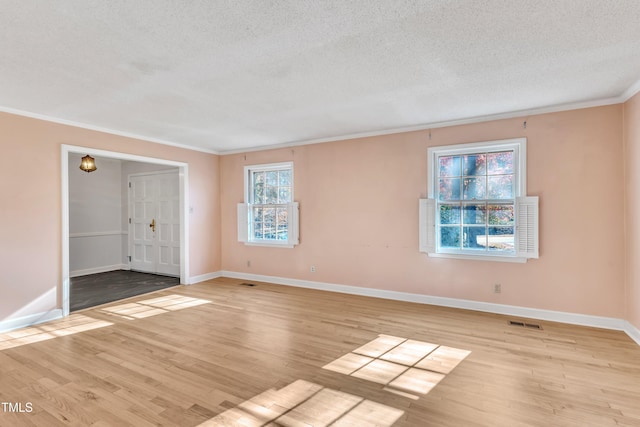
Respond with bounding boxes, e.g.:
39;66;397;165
79;155;97;173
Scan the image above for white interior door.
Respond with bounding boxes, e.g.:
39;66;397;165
129;172;180;276
155;173;181;276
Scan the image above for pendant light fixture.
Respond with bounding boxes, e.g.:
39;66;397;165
79;155;97;173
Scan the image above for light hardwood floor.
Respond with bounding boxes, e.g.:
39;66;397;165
1;277;639;426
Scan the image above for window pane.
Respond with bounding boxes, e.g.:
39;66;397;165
276;224;288;240
254;184;264;203
463;204;486;224
264;228;272;240
278;187;291;203
439;205;460;225
463;226;486;249
253;207;263;221
439;178;461;201
253;208;264;239
253;171;265;184
463;154;486;176
276;207;288;223
264;227;275;240
263;208;275;223
265;186;278;204
253;222;263;239
488;205;514;225
263;210;275;238
278;170;291;186
462;177;486;200
276;208;288;240
487;175;513;199
253;171;265;203
440;226;460;249
439;156;461;177
266;171;278;186
488;226;514;251
487;151;514;175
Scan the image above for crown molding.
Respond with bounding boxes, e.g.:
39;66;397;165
2;83;638;156
0;106;220;155
621;77;640;102
217;95;624;155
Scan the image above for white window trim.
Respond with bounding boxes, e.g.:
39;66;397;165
424;137;536;263
427;138;527;199
244;161;294;204
240;161;298;248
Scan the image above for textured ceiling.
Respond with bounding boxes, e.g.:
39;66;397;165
1;1;640;153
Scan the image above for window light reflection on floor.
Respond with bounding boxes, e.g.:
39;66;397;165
197;379;404;427
99;294;210;320
0;295;210;350
0;314;113;350
323;334;470;399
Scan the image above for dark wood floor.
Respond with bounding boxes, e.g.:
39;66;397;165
70;270;180;311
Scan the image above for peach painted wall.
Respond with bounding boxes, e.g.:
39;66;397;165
624;93;640;330
0;112;221;323
221;105;625;318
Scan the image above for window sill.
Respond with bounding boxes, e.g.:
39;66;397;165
427;252;528;263
244;241;295;249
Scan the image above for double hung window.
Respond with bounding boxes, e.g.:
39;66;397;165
237;162;299;247
420;138;538;262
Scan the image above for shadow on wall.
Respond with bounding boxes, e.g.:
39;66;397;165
2;287;59;326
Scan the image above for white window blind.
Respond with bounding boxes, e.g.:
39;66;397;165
419;199;435;253
286;202;300;246
515;196;539;259
237;203;249;243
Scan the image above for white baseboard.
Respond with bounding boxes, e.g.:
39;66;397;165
70;264;130;278
189;271;223;284
624;321;640;346
0;309;63;334
218;271;635;340
6;271;636;346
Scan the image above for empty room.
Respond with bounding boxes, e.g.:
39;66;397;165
1;1;640;426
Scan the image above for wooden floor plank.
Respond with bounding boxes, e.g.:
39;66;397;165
0;277;639;426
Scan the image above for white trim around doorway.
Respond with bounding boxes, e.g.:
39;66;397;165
61;145;190;316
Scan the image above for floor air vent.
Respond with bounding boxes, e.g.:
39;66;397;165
509;320;542;330
240;283;256;287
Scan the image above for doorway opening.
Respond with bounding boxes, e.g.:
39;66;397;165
62;145;189;316
70;270;180;311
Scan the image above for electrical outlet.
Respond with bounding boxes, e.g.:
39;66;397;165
494;283;502;293
247;260;251;268
310;265;316;273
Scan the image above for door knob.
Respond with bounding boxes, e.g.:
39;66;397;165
150;219;156;232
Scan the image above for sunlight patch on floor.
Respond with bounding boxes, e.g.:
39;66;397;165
99;294;210;320
415;346;472;374
198;379;404;427
323;335;470;398
0;314;113;350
